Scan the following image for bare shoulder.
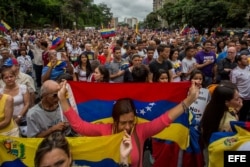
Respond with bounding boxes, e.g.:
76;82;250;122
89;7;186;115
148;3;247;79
5;94;14;103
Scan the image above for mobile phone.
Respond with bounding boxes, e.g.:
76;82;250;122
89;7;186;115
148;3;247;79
57;52;61;60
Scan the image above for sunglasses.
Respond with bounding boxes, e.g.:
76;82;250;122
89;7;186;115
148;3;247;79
50;93;58;98
44;93;58;98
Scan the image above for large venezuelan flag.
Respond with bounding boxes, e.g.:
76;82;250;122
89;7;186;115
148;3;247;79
0;82;191;167
208;122;250;167
0;132;124;167
68;82;190;149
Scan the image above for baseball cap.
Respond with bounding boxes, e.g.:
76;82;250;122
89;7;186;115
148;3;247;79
3;58;19;67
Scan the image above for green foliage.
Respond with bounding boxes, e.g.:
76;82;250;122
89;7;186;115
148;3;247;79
153;0;249;32
0;0;113;29
145;12;161;29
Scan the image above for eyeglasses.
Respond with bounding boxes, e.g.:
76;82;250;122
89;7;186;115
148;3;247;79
227;52;235;54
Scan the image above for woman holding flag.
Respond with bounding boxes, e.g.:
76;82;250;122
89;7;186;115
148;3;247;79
200;81;243;166
58;80;200;167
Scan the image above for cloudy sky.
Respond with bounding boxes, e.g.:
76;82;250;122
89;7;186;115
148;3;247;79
93;0;153;21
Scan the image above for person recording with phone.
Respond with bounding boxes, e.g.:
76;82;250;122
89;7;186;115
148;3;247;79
41;49;73;82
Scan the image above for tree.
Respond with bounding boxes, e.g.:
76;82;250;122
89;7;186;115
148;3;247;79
98;3;113;27
158;0;249;34
0;0;112;29
145;12;161;29
157;2;175;28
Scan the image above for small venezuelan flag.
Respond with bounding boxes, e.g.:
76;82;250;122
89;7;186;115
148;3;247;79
100;28;116;38
0;20;11;32
50;37;65;50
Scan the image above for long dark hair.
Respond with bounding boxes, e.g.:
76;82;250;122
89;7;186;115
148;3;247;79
97;65;110;82
34;132;71;167
189;69;205;88
169;48;178;61
77;53;92;78
200;82;238;146
155;69;170;82
112;98;137;133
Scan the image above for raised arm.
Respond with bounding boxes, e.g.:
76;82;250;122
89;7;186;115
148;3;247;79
57;81;111;136
58;80;71;111
137;81;200;139
167;81;199;121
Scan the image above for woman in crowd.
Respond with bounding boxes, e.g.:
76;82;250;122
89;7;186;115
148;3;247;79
183;70;210;167
0;66;30;129
155;69;170;83
200;81;242;166
17;48;33;76
169;49;182;82
34;132;72;167
69;40;82;66
73;53;92;82
201;81;242;146
34;131;132;167
92;65;110;83
57;80;200;167
0;91;19;137
216;40;225;55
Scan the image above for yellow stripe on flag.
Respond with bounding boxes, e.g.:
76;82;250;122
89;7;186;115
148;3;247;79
1;20;11;30
0;132;124;166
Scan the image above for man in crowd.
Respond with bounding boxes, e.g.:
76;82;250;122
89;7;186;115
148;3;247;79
230;54;250;121
27;38;44;88
195;40;217;87
82;43;95;63
42;49;73;82
142;46;155;66
217;47;237;82
0;48;12;67
148;44;173;82
26;80;71;137
107;46;128;83
181;46;197;81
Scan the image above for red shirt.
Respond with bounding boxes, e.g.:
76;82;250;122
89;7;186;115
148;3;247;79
42;50;49;66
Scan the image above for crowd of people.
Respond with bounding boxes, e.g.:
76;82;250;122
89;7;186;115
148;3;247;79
0;27;250;167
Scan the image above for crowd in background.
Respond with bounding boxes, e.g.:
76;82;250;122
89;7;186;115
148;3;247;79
0;27;250;167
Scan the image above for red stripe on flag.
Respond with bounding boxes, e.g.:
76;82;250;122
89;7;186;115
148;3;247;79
68;82;190;104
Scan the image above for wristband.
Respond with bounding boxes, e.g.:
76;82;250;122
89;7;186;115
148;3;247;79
181;101;188;113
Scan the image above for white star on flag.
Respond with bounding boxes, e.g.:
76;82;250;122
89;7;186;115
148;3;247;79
145;106;152;111
140;109;146;115
149;103;156;106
